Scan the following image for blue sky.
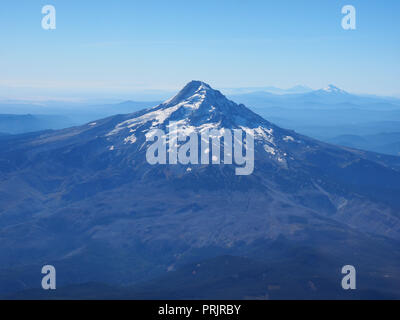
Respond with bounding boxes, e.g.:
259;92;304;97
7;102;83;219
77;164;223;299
0;0;399;100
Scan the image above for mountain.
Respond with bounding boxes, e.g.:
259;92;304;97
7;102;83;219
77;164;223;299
320;84;347;93
1;81;400;299
285;85;314;94
230;84;400;108
312;84;349;95
229;86;400;155
224;85;313;95
0;114;75;134
328;132;400;156
0;100;162;131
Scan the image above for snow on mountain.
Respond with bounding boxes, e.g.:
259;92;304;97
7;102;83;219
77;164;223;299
107;80;270;132
319;84;348;94
104;81;298;165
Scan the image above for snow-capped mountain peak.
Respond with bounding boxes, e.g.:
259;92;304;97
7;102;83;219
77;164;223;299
321;84;347;94
108;81;272;136
163;80;212;105
105;81;293;164
161;80;229;113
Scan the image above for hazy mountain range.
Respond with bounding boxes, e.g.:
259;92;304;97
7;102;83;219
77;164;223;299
1;81;400;299
222;85;314;95
0;100;162;133
1;84;399;156
229;85;400;156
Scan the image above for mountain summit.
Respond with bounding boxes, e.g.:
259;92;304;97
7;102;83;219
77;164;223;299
165;80;214;105
105;80;281;164
107;80;269;133
322;84;347;93
1;81;400;298
314;84;349;95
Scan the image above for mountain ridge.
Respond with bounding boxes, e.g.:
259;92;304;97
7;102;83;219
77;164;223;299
0;81;400;298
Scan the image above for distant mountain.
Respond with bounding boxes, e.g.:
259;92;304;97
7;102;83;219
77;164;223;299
328;132;400;156
256;85;314;94
228;86;400;155
230;85;400;109
319;84;348;94
64;100;162;124
0;114;75;134
1;81;400;299
0;100;162;133
0;100;162;116
311;84;349;96
285;85;314;94
224;85;313;95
